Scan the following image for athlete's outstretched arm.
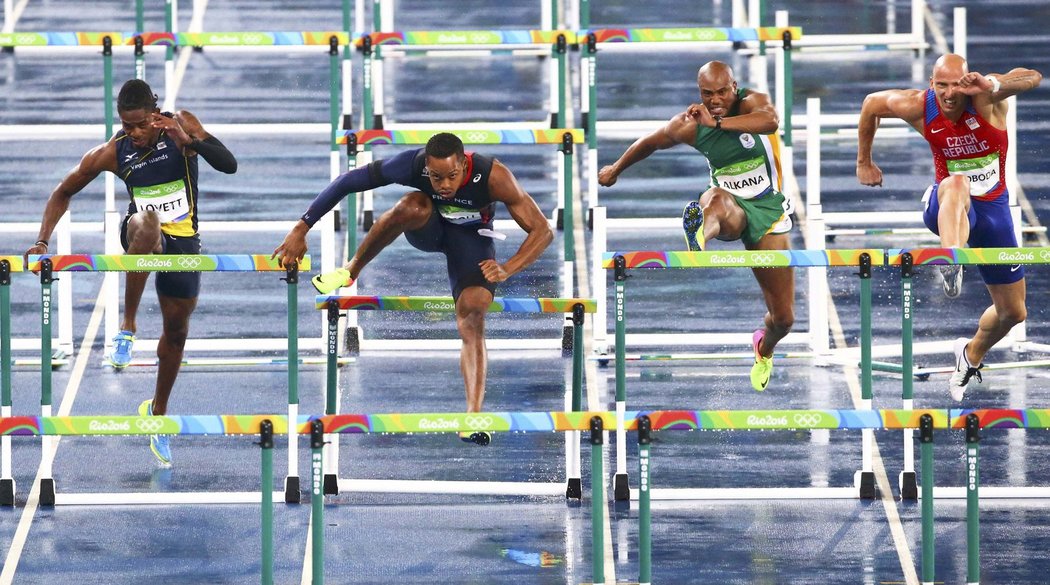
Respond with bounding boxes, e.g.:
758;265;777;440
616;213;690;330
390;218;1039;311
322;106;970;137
857;89;924;187
481;161;553;283
597;113;697;187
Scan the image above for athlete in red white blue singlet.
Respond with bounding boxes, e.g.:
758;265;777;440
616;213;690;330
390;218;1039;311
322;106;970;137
857;53;1042;400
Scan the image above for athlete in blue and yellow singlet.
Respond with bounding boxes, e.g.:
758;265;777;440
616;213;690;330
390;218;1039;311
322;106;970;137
25;79;237;464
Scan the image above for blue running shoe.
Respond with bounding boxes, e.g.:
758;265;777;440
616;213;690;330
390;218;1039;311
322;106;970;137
109;330;135;369
138;399;172;465
682;201;706;251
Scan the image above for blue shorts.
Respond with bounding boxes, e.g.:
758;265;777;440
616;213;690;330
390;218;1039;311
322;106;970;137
922;184;1023;285
404;209;497;301
120;215;202;299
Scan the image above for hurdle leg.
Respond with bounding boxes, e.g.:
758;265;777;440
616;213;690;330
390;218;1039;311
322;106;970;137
919;414;935;585
1;260;14;506
856;253;876;499
590;416;605;585
638;416;652;585
260;420;275;585
38;259;56;506
965;414;981;584
309;420;325;585
612;256;630;500
284;265;301;503
565;305;584;499
900;253;918;499
324;302;340;495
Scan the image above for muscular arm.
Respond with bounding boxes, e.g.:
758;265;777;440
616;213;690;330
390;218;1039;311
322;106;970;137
962;67;1043;126
857;89;924;186
171;110;237;174
720;89;780;134
482;161;553;282
25;141;117;261
597;113;696;187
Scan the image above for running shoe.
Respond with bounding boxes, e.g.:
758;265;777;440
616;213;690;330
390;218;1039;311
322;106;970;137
108;330;135;369
948;337;983;402
938;264;963;299
682;201;706;252
459;431;491;446
139;399;172;466
750;328;773;392
311;267;354;295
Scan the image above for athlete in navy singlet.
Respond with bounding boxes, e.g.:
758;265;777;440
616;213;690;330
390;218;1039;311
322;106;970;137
857;54;1042;400
25;79;237;464
273;133;552;443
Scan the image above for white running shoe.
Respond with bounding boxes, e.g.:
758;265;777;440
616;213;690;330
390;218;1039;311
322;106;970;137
938;265;963;299
948;337;983;401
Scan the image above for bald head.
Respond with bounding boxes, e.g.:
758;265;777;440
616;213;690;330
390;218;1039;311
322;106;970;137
698;61;736;86
932;54;969;80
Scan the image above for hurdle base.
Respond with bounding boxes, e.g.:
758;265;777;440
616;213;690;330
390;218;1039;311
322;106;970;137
566;477;582;500
363;209;374;231
553;207;564;230
344;326;361;356
0;478;14;506
284;476;301;503
324;473;339;495
561;323;573;357
856;471;876;499
39;478;56;506
899;471;918;500
614;473;630;501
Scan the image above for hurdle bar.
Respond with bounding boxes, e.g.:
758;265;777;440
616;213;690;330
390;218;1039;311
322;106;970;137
883;248;1050;501
23;254;311;504
336;128;584;353
315;295;596;498
604;249;885;500
355;30;574;131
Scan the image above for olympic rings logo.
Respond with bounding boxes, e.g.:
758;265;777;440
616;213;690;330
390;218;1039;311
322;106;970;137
752;253;777;266
464;131;492;143
177;256;203;269
17;34;40;45
243;33;265;45
469;33;492;43
1040;250;1050;262
136;418;165;433
792;413;823;428
464;415;493;430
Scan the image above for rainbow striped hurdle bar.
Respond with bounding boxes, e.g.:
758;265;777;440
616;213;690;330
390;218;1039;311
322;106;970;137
879;247;1050;503
314;295;597;499
1;407;1040;585
601;249;885;502
4;255;312;507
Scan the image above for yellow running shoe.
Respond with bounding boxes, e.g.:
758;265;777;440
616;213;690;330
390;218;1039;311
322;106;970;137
750;329;773;391
311;268;354;295
138;399;172;465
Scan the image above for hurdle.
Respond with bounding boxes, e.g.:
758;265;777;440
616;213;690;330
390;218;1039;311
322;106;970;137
881;248;1050;500
314;294;596;497
0;30;353;362
335;128;584;352
631;407;1050;585
10;254;311;505
604;249;885;500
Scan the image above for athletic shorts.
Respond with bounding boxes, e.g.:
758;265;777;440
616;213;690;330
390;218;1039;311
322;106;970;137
404;208;497;301
922;183;1023;285
120;214;202;299
727;190;794;247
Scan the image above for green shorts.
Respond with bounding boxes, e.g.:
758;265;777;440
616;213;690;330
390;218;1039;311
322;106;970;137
731;190;794;247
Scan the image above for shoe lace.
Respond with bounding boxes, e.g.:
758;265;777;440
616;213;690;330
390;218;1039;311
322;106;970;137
960;366;983;386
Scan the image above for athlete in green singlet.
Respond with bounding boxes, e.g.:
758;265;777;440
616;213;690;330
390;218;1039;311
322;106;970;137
598;60;795;391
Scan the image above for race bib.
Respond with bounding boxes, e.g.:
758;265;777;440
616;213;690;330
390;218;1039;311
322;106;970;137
437;204;483;225
946;152;1000;196
713;156;771;199
132;180;190;224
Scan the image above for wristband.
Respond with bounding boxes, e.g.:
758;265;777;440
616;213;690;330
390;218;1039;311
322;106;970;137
988;75;1001;93
35;240;49;248
715;117;722;130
